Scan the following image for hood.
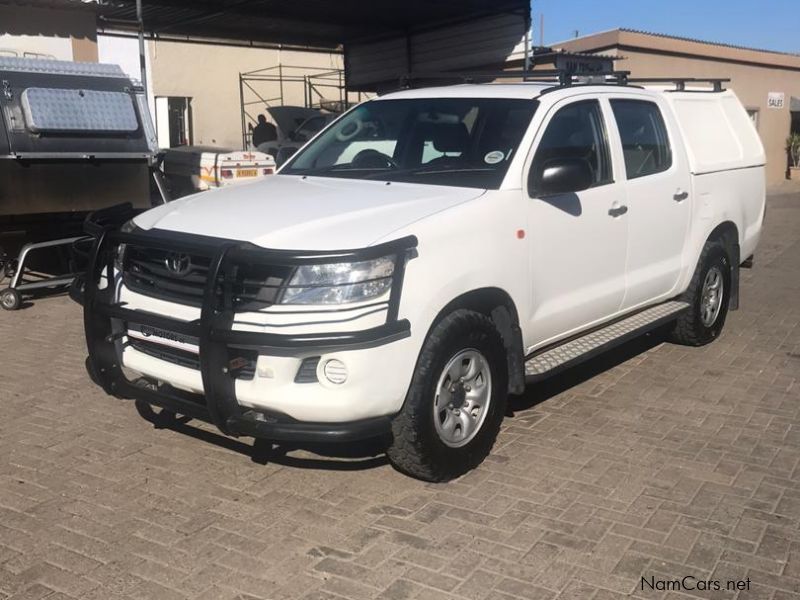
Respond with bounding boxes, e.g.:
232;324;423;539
265;106;321;138
135;175;485;250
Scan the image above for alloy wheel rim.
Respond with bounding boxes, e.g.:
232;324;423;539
433;349;492;448
700;266;724;327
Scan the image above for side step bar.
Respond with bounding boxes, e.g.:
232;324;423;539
524;301;690;381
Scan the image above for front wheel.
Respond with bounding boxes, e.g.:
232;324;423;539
387;309;508;482
670;242;731;346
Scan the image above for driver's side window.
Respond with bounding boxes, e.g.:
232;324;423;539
530;100;612;190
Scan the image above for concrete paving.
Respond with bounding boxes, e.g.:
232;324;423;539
0;192;798;600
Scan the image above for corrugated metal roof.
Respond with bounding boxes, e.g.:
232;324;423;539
94;0;529;50
617;28;799;58
0;0;97;10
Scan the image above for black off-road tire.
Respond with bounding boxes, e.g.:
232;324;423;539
387;309;508;482
669;242;731;346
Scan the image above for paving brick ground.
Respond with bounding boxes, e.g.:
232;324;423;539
1;193;799;600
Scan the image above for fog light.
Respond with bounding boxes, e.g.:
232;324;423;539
257;363;275;379
322;359;348;385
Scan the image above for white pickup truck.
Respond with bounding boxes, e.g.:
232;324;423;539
79;77;765;481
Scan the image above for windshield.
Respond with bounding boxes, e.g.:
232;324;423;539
281;98;538;189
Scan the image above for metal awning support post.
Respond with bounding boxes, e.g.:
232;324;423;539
523;11;531;77
136;0;148;91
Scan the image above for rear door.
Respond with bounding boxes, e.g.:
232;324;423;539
607;96;692;309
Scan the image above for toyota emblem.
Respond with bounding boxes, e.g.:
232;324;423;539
164;252;192;277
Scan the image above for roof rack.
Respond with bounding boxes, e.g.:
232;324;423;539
627;77;730;92
400;69;631;87
400;48;730;94
400;71;730;93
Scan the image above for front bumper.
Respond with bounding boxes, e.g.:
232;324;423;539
80;203;417;442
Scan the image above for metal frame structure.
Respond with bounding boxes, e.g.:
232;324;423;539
238;64;368;150
76;203;417;442
0;237;89;310
0;56;169;310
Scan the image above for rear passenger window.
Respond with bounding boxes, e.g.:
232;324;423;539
531;100;612;189
611;100;672;179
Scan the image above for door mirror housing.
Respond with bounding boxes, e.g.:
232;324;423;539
529;157;594;197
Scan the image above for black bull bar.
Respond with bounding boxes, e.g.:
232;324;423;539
78;203;417;442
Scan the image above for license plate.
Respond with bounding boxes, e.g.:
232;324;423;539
127;323;199;354
237;168;258;177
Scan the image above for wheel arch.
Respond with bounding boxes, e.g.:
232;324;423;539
427;287;525;395
705;221;741;310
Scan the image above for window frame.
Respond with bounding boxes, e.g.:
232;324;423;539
527;98;615;197
609;98;673;180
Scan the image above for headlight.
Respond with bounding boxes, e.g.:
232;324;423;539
114;219;136;272
280;256;395;305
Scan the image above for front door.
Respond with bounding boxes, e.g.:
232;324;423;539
608;97;691;309
525;98;628;350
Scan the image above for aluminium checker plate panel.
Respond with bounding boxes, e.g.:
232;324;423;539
0;57;128;79
525;301;690;380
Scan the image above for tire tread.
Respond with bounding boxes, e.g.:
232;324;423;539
670;241;729;346
387;310;506;482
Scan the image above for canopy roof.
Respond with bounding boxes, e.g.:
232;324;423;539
96;0;529;50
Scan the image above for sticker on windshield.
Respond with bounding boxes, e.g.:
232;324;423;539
484;150;505;165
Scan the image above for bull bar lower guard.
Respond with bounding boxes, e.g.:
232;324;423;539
81;203;417;442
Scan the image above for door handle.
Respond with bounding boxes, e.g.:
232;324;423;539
673;190;689;202
608;204;628;217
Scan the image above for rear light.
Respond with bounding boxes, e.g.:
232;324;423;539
220;169;234;179
263;168;274;175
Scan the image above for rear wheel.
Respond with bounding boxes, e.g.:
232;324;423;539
387;309;508;482
670;242;731;346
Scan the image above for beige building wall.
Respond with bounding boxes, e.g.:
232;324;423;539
556;30;800;186
148;40;342;149
0;3;97;61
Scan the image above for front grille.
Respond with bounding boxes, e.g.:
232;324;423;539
122;245;292;310
124;246;210;306
129;338;257;380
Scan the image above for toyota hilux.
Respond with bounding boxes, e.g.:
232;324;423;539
78;76;765;481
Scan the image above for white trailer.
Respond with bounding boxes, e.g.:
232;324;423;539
162;146;276;197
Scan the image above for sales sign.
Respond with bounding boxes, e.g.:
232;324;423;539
767;92;785;109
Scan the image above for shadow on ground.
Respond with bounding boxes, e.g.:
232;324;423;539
508;326;669;414
133;327;670;472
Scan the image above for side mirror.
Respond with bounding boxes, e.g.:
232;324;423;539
529;157;594;197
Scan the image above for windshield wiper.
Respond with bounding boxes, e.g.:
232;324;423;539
286;163;394;176
364;165;494;180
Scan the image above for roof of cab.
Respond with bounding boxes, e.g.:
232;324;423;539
377;83;554;101
375;82;670;102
